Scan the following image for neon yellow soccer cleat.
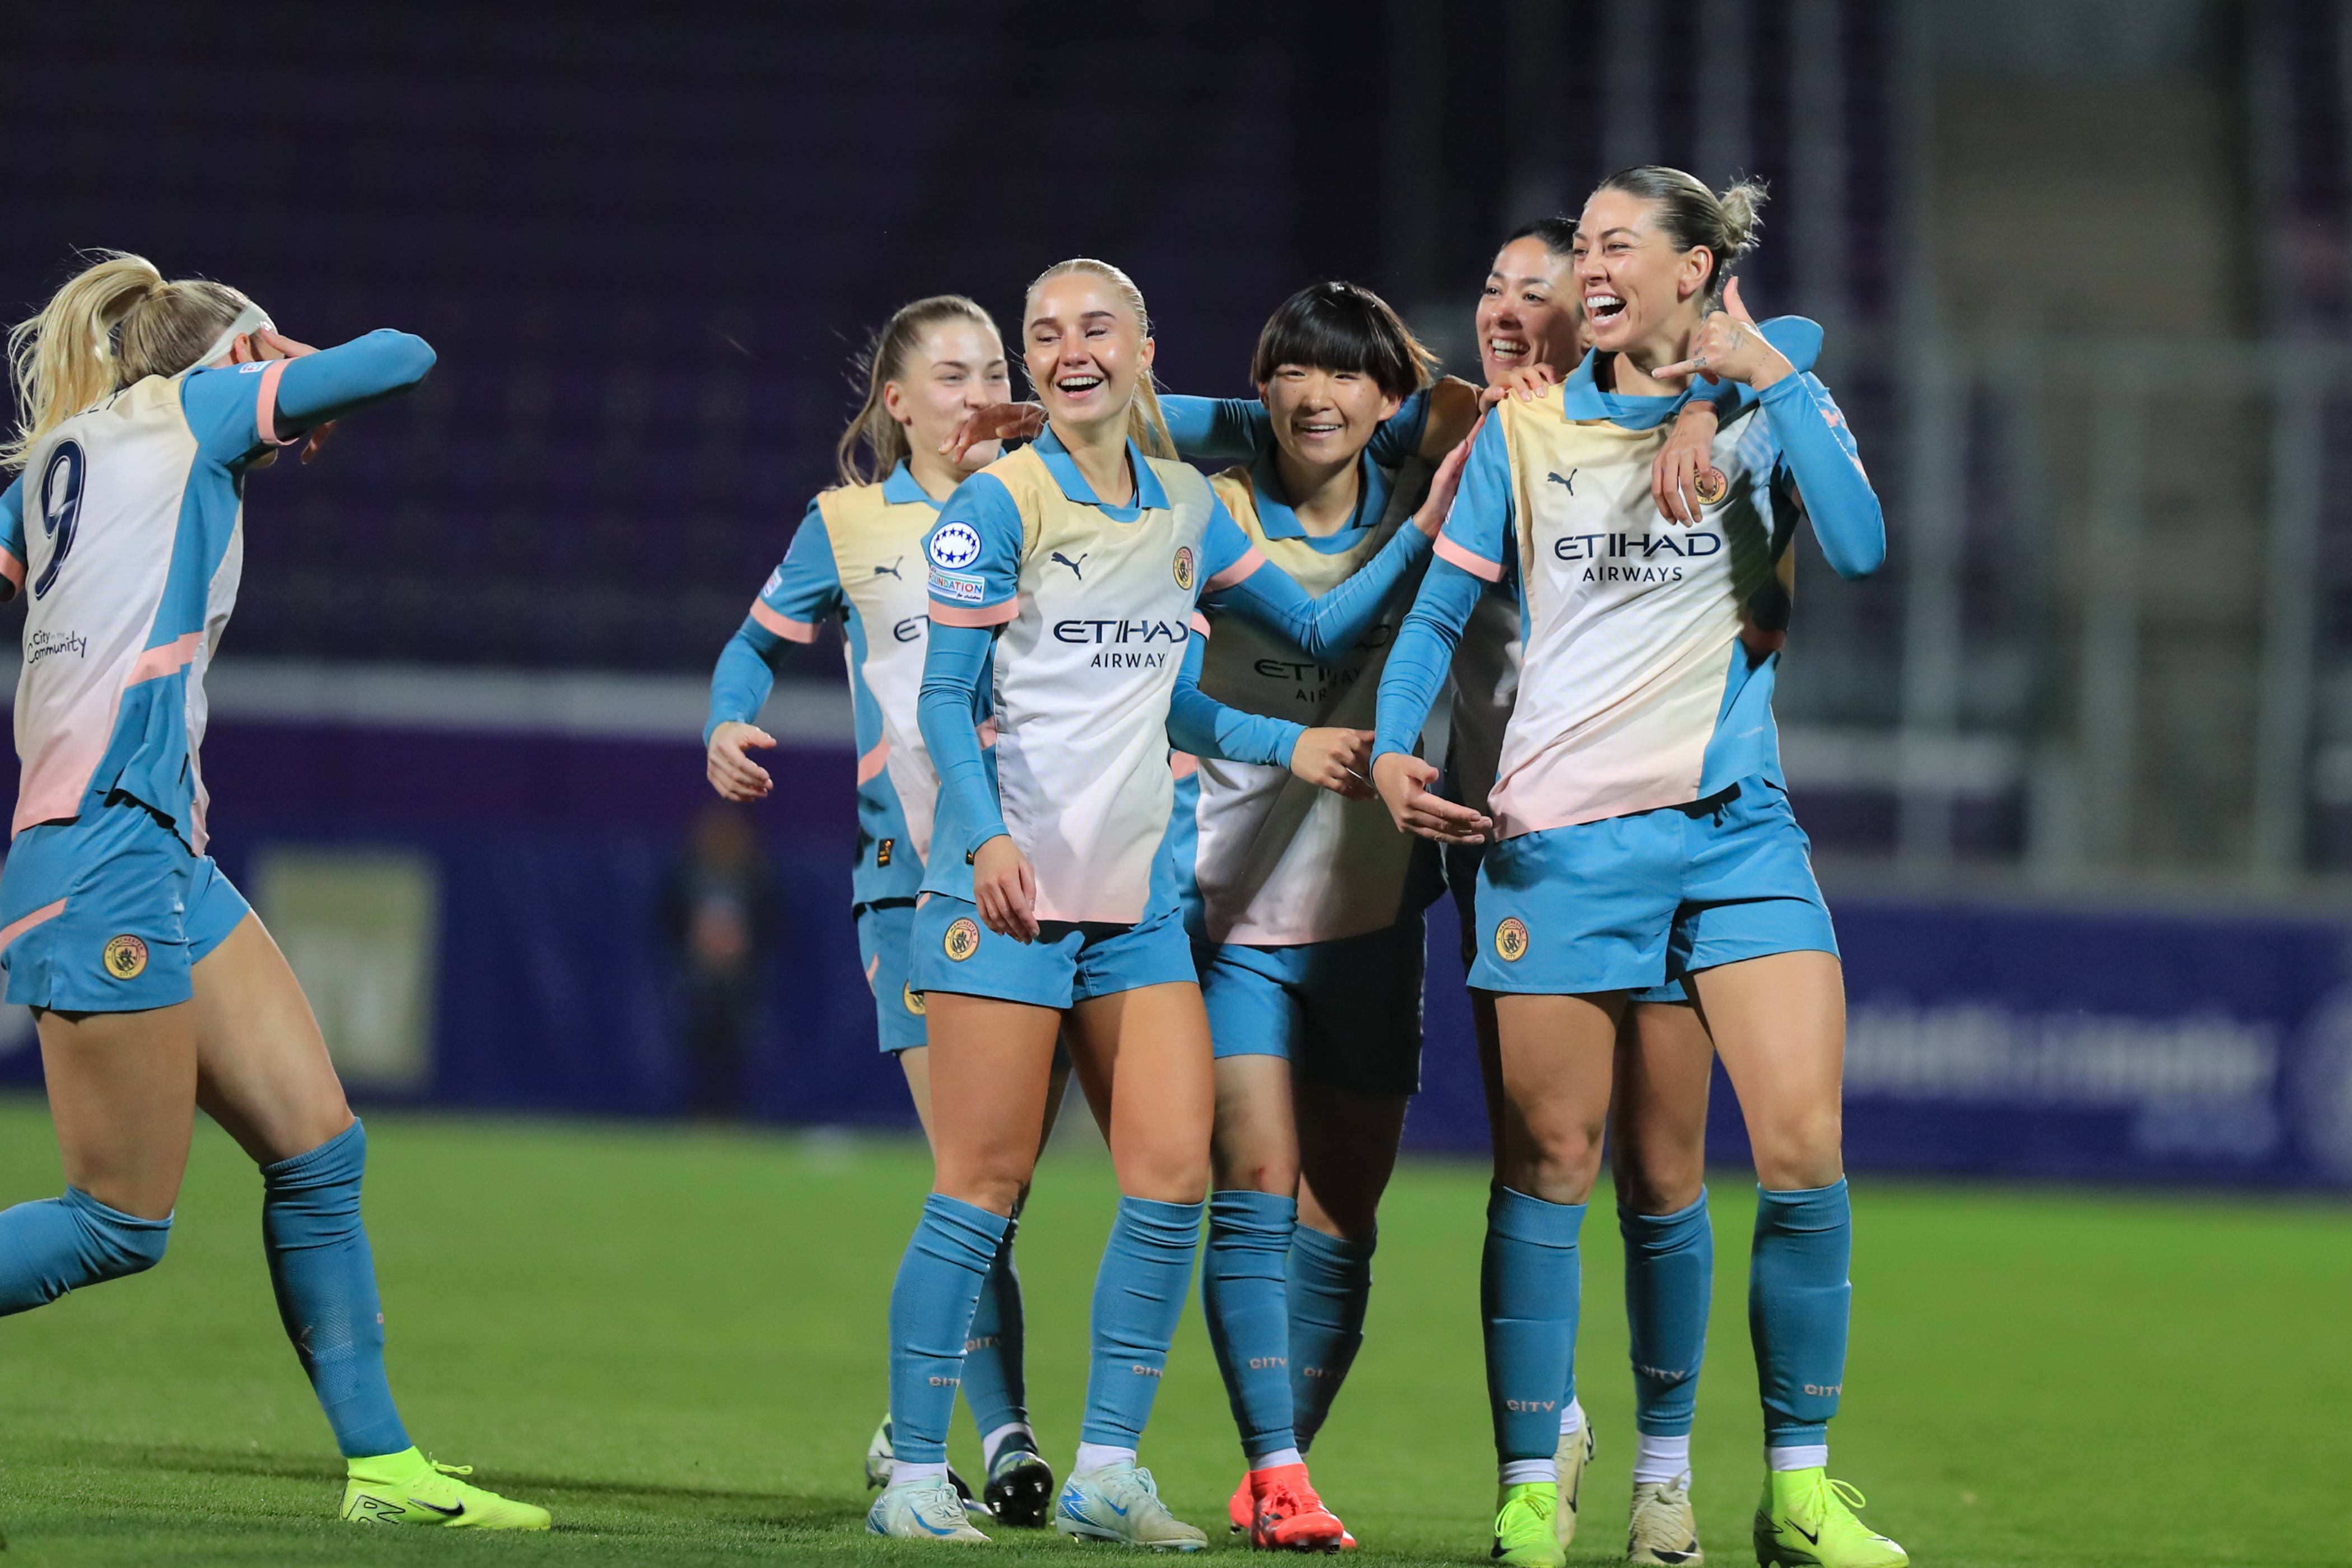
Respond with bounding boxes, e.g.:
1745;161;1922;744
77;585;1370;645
340;1448;550;1529
1555;1423;1595;1547
1628;1473;1704;1565
1491;1481;1566;1568
1752;1469;1906;1568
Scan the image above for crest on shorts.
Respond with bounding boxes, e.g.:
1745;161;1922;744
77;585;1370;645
1172;545;1196;592
904;982;927;1016
102;933;149;981
1693;468;1729;507
1493;917;1529;963
943;917;981;962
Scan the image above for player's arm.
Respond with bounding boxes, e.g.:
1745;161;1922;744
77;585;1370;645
181;328;436;467
1762;371;1884;580
917;476;1038;940
1196;437;1468;661
704;502;843;799
1371;415;1510;843
0;477;24;604
1165;623;1373;799
1655;312;1824;524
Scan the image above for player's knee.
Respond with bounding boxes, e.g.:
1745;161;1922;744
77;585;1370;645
69;1188;172;1281
1612;1132;1706;1216
1749;1105;1843;1191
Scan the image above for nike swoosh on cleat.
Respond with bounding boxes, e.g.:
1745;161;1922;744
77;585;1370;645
1793;1520;1821;1546
408;1498;465;1518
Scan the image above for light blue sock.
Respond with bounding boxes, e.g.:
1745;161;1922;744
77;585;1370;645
1080;1194;1203;1449
262;1121;409;1459
1482;1186;1585;1463
1286;1224;1375;1453
0;1186;171;1314
1622;1189;1713;1436
1749;1179;1852;1448
1202;1189;1298;1464
959;1221;1031;1446
889;1194;1012;1466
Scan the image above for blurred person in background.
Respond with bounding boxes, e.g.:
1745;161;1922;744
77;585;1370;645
702;295;1066;1525
1374;169;1894;1568
871;256;1429;1547
0;251;547;1530
660;805;772;1119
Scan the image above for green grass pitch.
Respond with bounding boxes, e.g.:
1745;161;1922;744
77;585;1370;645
0;1096;2345;1566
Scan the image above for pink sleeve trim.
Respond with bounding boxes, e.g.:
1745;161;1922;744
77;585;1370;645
1170;751;1199;781
749;599;819;643
1189;613;1211;637
1205;546;1267;592
856;738;892;785
931;599;1019;628
0;898;67;953
976;716;1000;749
255;358;298;447
1434;532;1505;584
0;548;22;594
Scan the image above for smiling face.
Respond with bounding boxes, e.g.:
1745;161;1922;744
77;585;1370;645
1024;272;1154;444
1476;236;1584;384
883;317;1012;475
1258;363;1402;473
1571;188;1713;356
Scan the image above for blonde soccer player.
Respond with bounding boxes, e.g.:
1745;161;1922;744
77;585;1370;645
866;258;1437;1547
1373;170;1902;1568
0;252;546;1529
703;294;1067;1525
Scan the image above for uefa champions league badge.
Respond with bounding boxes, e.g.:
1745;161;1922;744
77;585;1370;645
1494;917;1529;963
928;521;982;572
1172;545;1195;592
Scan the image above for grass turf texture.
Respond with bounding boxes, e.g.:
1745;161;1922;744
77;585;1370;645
0;1100;2344;1565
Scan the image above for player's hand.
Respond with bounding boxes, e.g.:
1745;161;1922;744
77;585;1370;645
1653;402;1720;525
971;834;1041;942
1411;432;1474;538
1478;362;1560;409
237;329;339;464
1289;727;1375;800
942;401;1044;463
1651;278;1790;391
706;721;776;801
1373;752;1492;843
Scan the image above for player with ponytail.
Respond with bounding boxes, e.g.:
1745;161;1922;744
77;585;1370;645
0;251;546;1529
1374;170;1905;1568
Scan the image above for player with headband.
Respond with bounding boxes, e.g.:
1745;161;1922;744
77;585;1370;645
1372;170;1904;1568
703;294;1064;1527
0;251;547;1529
866;256;1436;1548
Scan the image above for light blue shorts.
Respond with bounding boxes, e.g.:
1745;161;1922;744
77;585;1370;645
855;900;930;1054
909;892;1198;1011
1469;775;1835;996
1447;840;1688;1005
0;798;253;1013
1196;914;1427;1099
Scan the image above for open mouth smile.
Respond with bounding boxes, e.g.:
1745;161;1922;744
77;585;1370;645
1584;292;1626;324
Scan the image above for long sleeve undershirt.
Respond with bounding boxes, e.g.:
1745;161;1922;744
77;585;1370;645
703;620;790;746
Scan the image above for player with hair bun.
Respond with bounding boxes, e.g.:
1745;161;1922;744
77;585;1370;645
0;250;546;1529
704;293;1067;1526
867;256;1438;1548
1374;168;1904;1568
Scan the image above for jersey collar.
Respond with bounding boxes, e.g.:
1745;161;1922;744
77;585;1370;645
1247;449;1396;554
1560;349;1694;430
1034;426;1169;518
881;461;944;509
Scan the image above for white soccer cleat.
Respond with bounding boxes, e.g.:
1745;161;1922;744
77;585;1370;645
867;1473;991;1543
1627;1472;1704;1565
1053;1459;1208;1551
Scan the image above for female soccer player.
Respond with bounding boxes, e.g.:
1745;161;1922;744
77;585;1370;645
865;257;1435;1548
703;295;1065;1525
0;251;547;1529
1373;170;1904;1568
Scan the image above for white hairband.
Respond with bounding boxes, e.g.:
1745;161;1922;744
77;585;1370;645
192;302;275;370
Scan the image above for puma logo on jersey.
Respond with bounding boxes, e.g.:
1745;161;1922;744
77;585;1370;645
1051;551;1088;579
1547;469;1576;491
874;557;904;580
